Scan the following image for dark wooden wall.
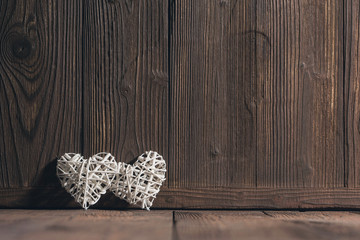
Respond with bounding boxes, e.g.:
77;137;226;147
0;0;360;209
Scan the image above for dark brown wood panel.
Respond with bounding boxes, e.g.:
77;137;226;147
3;187;360;209
169;0;258;188
0;0;83;188
82;0;169;165
0;0;358;210
256;0;344;187
158;188;360;209
170;0;344;189
344;0;360;187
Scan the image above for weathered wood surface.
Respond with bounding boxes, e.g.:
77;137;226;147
174;211;360;240
1;210;360;240
170;0;344;188
0;0;83;188
344;0;360;187
255;0;344;188
1;0;360;209
82;0;169;164
169;0;258;188
3;187;360;209
0;210;172;240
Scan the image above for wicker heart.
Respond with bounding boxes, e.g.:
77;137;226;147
57;152;117;209
111;151;166;210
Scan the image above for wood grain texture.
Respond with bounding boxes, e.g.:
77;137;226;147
170;0;345;189
0;0;83;188
174;211;360;240
256;0;344;188
344;0;360;187
169;0;258;188
3;187;360;209
263;210;360;222
0;210;172;240
0;0;358;209
82;0;169;165
157;188;360;209
2;210;360;240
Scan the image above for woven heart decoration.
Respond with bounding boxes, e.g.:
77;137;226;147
57;152;118;209
111;151;167;210
56;151;166;210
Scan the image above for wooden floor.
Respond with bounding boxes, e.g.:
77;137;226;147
1;210;360;240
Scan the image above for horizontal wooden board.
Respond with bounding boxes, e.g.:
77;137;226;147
174;211;360;240
2;210;360;240
0;209;172;240
2;187;360;209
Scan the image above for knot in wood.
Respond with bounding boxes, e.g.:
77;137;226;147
11;35;32;59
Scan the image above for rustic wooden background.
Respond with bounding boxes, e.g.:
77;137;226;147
0;0;360;209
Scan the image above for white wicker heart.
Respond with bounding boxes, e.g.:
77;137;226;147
56;151;166;210
57;152;118;209
111;151;167;210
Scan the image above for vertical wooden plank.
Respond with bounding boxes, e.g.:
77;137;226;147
170;0;344;189
256;0;344;187
227;0;258;187
0;0;83;187
344;0;360;187
170;0;257;188
82;0;168;164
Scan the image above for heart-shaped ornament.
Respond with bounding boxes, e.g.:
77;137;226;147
57;152;118;209
111;151;166;210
